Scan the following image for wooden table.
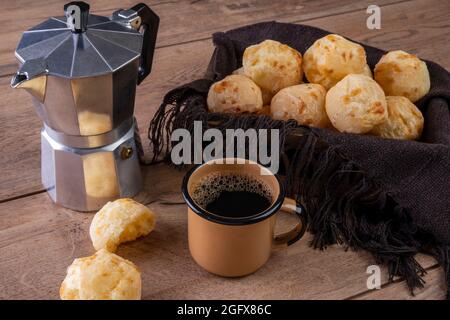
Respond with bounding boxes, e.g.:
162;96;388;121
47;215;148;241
0;0;448;300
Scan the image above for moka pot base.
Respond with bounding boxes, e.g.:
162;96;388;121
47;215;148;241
41;120;142;212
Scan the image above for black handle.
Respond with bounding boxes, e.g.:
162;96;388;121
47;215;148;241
273;198;308;247
287;201;308;245
131;3;159;85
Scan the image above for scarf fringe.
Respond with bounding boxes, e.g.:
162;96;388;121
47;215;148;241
148;85;448;297
285;131;428;292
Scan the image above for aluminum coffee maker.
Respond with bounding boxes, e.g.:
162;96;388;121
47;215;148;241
11;2;159;211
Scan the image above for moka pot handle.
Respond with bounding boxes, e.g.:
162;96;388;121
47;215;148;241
131;3;159;85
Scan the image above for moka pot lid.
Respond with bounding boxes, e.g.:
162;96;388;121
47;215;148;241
14;1;144;78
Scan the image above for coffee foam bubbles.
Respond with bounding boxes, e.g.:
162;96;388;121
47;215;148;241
191;172;273;209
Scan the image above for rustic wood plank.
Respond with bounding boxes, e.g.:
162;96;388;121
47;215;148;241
0;175;439;299
353;267;447;300
1;0;449;201
0;0;403;76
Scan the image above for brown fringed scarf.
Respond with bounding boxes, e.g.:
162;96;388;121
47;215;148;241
148;22;450;298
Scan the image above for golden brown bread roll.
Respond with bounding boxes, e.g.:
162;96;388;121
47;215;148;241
270;84;330;128
242;40;303;96
207;75;263;113
325;74;387;133
303;34;367;90
374;50;430;102
90;198;156;252
370;96;424;140
60;249;141;300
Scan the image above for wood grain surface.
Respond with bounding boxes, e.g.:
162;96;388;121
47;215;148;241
0;0;448;300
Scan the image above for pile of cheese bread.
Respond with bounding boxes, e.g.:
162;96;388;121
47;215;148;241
207;35;430;140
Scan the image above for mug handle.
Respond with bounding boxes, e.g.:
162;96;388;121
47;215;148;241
273;198;308;247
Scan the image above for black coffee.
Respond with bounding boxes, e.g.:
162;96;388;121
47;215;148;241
192;172;273;218
205;190;271;218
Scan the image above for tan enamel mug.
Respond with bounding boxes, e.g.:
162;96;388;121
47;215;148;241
182;158;307;277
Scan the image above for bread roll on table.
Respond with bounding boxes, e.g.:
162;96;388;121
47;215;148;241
90;198;156;252
60;249;141;300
